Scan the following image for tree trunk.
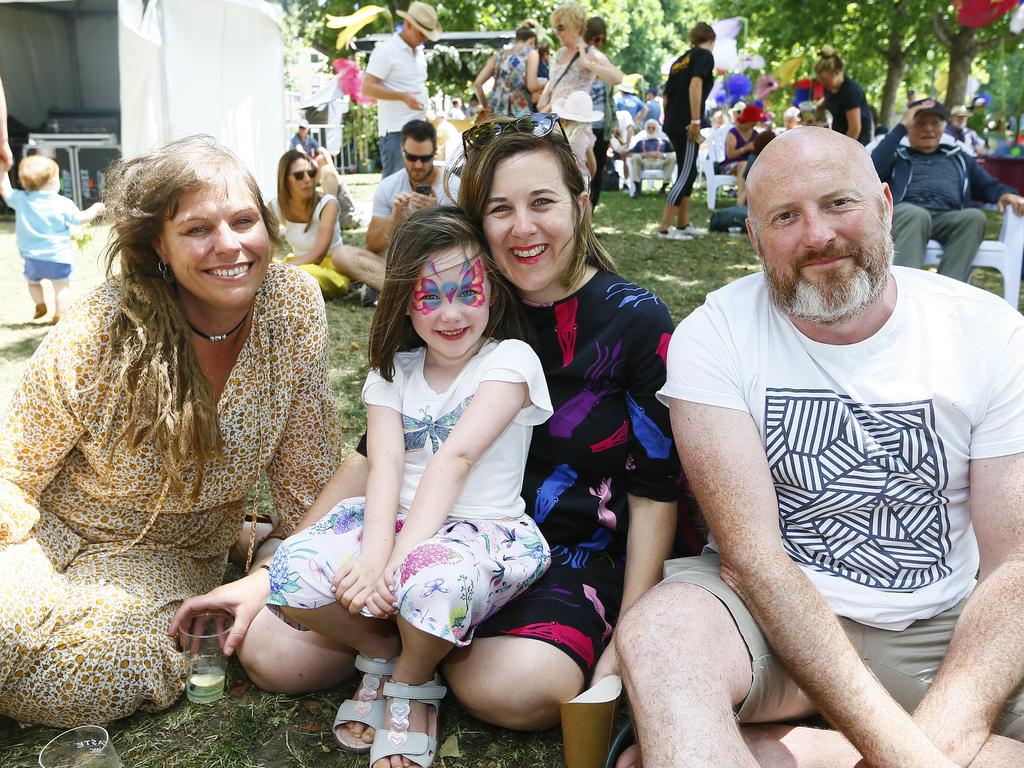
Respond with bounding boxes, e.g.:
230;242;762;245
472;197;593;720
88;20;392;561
945;25;976;108
879;57;907;128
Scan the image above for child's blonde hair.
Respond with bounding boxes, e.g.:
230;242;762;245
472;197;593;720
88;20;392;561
18;155;59;191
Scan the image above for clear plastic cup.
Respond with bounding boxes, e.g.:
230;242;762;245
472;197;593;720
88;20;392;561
178;611;232;704
38;725;121;767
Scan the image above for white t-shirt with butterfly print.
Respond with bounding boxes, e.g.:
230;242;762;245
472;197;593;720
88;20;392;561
362;339;553;522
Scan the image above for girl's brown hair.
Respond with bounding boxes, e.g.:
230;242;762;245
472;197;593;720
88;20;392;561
814;44;844;75
369;206;528;381
100;134;282;499
455;126;616;293
276;149;319;232
689;21;716;46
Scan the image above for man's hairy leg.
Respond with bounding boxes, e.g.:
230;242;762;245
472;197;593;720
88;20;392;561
617;582;759;767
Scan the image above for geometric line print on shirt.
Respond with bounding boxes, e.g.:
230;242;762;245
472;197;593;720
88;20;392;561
764;388;951;592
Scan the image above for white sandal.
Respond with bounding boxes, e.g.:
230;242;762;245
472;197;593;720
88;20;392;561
369;675;447;768
332;654;395;752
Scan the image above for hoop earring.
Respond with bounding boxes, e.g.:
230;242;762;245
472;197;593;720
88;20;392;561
158;261;175;283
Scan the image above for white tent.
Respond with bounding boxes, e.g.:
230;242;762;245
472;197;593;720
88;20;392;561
0;0;285;193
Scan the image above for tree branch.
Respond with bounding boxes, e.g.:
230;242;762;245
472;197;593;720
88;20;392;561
932;8;953;49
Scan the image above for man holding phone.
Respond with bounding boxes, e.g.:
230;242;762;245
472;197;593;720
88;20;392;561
366;119;459;254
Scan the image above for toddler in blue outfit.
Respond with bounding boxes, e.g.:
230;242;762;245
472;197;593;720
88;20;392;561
1;155;104;322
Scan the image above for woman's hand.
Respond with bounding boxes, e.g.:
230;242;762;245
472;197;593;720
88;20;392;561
332;551;389;614
168;568;270;657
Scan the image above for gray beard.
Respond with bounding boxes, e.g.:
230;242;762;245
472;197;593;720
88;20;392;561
761;218;894;326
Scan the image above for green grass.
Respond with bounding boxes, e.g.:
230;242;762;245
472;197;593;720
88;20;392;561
0;176;1014;767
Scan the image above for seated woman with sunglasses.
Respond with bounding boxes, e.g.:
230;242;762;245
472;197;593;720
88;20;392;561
270;149;385;300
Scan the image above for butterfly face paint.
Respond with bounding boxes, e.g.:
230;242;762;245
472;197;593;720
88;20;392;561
408;246;492;369
411;256;487;315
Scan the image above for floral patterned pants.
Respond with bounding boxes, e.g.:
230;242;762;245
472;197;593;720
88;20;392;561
268;497;550;645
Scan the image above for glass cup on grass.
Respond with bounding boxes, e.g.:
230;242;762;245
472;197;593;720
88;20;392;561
179;611;233;704
38;725;121;767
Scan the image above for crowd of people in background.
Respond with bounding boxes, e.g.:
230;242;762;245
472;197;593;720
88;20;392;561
6;7;1024;768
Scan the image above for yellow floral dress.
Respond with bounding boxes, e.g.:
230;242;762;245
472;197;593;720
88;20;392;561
0;264;341;727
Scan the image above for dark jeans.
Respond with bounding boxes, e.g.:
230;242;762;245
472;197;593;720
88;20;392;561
591;134;610;209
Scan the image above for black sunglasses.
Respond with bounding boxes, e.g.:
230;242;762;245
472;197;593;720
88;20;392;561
462;113;568;153
404;151;436;164
291;169;316;181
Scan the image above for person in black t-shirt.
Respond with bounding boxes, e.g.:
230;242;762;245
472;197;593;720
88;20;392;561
814;45;873;145
658;21;716;239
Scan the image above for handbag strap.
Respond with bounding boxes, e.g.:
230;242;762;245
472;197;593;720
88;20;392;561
549;50;581;94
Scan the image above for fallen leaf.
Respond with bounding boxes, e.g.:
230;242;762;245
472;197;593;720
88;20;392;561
227;681;249;697
297;723;321;733
301;699;323;716
438;734;461;758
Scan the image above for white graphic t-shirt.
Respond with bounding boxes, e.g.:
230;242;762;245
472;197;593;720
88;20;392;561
659;267;1024;629
363;339;553;522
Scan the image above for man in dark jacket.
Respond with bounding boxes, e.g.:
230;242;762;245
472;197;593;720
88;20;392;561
871;99;1024;280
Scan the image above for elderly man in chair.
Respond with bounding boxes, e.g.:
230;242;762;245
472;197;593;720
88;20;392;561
871;98;1024;281
614;127;1024;768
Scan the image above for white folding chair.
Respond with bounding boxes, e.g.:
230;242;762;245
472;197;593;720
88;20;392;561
923;209;1024;309
700;126;737;210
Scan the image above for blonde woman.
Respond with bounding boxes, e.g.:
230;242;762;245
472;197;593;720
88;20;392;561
536;1;623;113
815;44;873;145
0;135;340;727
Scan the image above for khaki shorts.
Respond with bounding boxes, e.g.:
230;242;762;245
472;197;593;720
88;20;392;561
662;554;1024;739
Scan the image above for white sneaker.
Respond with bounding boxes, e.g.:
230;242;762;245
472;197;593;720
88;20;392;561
673;224;708;237
657;229;692;240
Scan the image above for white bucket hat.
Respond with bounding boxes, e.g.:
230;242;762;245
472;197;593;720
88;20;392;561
552;90;602;123
397;2;443;42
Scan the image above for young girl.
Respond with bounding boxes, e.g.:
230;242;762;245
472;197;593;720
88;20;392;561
267;206;552;768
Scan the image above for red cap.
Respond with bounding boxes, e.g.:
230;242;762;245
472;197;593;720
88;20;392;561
737;104;767;124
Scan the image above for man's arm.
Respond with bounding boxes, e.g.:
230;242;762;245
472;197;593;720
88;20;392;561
0;74;12;172
361;73;423;111
965;155;1020;210
365;214;394;255
912;452;1024;766
674;399;957;768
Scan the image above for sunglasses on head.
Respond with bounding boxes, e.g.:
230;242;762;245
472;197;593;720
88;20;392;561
404;151;436;164
462;113;568;152
291;169;316;181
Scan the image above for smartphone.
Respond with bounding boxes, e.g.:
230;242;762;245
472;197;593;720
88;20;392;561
414;184;433;196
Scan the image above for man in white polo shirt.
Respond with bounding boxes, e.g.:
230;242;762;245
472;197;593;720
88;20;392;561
362;1;443;178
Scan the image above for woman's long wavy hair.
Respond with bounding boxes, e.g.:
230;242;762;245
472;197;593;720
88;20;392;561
100;135;281;500
368;206;529;382
276;149;318;232
455;126;616;292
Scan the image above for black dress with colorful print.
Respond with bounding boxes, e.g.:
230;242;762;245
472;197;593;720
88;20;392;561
473;270;680;674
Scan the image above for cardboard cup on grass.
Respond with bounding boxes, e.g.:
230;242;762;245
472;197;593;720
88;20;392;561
560;674;622;768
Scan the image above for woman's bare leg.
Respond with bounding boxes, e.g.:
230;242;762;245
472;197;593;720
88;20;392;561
443;635;584;731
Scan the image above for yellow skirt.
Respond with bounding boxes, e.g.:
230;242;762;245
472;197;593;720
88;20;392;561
279;253;350;298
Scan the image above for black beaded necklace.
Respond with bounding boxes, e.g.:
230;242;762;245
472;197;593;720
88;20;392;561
187;311;249;343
